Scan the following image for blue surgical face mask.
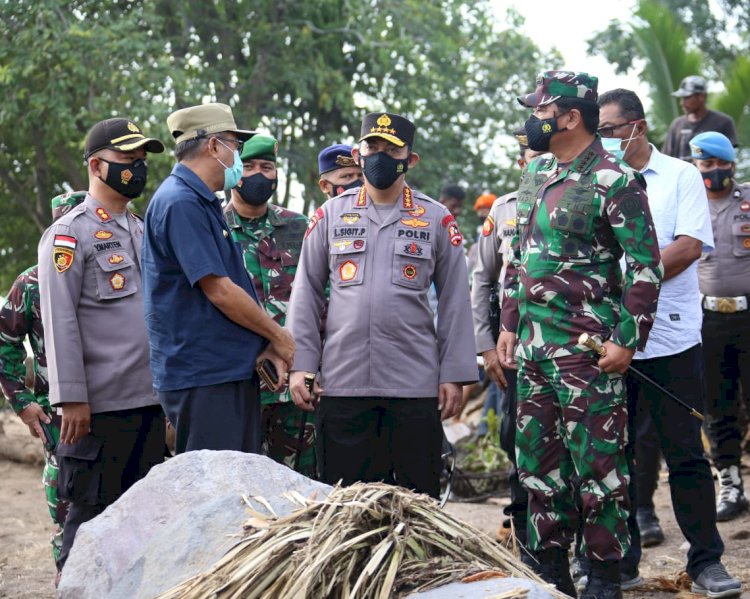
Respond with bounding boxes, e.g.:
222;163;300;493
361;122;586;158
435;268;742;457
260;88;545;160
601;123;639;162
215;140;243;190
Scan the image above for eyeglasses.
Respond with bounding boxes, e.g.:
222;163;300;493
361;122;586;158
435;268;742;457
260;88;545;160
597;121;638;138
213;136;244;154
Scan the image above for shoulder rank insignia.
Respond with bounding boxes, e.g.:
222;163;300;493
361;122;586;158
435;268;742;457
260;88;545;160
95;207;112;222
400;217;429;228
94;230;113;240
305;207;324;239
355;187;367;207
109;273;126;291
339;260;358;281
482;215;495;237
402;186;414;210
52;234;77;273
108;254;125;265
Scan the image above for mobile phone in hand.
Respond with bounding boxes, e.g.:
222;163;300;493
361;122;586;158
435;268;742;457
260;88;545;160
257;359;279;390
39;421;57;453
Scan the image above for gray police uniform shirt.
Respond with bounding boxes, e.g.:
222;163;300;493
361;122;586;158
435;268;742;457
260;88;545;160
471;192;517;354
698;182;750;298
38;194;158;413
287;185;478;397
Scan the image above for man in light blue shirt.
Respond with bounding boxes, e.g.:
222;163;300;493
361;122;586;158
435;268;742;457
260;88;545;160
597;89;740;598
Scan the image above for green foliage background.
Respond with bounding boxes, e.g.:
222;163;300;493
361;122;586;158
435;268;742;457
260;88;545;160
0;0;556;292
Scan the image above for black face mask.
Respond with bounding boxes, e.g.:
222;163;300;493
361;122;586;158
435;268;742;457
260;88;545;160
99;158;147;199
702;167;733;192
236;173;277;206
361;152;409;190
325;178;361;198
524;111;568;152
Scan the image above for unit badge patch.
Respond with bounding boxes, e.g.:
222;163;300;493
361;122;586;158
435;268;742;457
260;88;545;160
400;217;429;228
403;264;417;280
353;239;365;250
339;260;358;281
52;234;77;273
305;207;324;238
403;242;423;256
448;222;463;246
109;273;126;290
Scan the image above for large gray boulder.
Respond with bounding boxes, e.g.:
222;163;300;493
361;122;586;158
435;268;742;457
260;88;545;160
57;450;332;599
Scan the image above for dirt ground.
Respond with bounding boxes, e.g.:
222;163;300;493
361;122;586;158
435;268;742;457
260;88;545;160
1;446;749;598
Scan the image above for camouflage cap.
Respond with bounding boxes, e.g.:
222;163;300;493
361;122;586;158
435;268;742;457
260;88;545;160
51;191;86;222
518;70;599;108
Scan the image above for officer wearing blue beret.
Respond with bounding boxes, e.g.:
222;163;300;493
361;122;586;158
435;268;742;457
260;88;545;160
317;143;363;199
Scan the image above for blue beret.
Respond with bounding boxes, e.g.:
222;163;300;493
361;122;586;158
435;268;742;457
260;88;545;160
318;144;358;176
689;131;736;162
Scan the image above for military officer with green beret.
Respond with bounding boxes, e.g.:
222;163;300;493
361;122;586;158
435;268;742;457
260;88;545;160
225;134;314;476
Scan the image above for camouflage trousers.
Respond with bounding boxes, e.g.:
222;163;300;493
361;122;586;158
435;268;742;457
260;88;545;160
516;353;630;561
261;402;317;479
43;415;68;567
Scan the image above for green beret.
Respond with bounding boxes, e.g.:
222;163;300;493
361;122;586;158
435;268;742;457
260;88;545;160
240;134;278;162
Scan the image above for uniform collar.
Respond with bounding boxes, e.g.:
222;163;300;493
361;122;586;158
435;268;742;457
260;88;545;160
84;193;129;226
171;162;219;203
224;202;287;230
353;185;414;210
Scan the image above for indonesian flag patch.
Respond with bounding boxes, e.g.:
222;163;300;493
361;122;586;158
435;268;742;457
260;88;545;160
53;234;77;273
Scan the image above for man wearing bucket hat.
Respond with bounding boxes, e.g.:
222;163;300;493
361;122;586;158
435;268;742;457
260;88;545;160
0;191;84;572
663;76;737;161
691;131;750;525
497;71;663;598
287;111;477;499
223;134;315;476
38;117;168;574
317;143;363;199
142;103;295;455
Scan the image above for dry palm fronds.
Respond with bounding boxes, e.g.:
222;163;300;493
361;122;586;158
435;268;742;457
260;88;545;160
634;570;695;593
157;482;569;599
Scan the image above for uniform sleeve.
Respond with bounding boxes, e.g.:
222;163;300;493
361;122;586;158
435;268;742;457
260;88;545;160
38;223;88;405
606;176;664;351
164;200;229;286
675;165;714;251
286;208;329;373
0;275;35;413
471;202;503;354
433;210;479;384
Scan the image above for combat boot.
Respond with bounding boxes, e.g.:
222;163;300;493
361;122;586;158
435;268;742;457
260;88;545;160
636;506;664;547
534;548;577;597
716;466;749;522
581;560;622;599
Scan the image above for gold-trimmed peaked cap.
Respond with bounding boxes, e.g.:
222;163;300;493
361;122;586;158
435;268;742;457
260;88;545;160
359;112;415;148
167;102;257;145
84;117;165;159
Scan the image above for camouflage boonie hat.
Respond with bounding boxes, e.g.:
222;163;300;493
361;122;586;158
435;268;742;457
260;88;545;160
51;191;86;222
518;70;599;108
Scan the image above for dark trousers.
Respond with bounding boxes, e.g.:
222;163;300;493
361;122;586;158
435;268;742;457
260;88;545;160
634;411;662;510
159;379;260;454
57;405;165;569
702;310;750;471
498;368;528;546
622;344;723;579
316;397;442;498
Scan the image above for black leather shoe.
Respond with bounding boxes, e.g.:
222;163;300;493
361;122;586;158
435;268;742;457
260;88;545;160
691;562;741;598
636;506;664;547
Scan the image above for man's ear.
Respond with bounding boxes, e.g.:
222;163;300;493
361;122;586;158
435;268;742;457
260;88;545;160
564;109;581;131
318;178;330;194
407;151;420;168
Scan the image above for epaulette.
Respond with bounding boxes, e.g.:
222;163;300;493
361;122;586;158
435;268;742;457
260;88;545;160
573;148;599;174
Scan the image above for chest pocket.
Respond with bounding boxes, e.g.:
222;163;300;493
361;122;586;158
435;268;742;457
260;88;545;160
547;180;597;261
330;240;366;287
93;252;137;300
731;222;750;257
392;239;432;289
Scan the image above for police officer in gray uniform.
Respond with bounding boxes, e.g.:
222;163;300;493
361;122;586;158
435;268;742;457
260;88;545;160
38;118;166;572
471;129;546;553
692;131;750;522
287;112;478;498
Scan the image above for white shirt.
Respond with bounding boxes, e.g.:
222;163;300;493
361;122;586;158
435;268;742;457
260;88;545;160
633;145;714;359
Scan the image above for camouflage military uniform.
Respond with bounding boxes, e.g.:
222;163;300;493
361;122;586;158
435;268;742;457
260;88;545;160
224;202;315;475
0;191;86;566
502;140;663;561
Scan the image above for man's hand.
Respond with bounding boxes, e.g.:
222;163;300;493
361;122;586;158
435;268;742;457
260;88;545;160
256;346;288;393
482;349;508;390
18;403;51;439
438;382;463;420
598;341;635;374
289;371;322;412
60;402;91;445
497;331;519;370
270;327;296;368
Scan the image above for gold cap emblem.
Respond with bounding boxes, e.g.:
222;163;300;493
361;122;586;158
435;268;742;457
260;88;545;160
376;114;392;128
127;122;140;133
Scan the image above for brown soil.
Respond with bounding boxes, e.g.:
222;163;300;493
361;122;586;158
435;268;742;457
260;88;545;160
1;437;749;598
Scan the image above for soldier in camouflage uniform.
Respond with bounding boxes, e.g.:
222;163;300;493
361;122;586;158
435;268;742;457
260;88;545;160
224;134;315;476
497;71;663;599
0;191;85;568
